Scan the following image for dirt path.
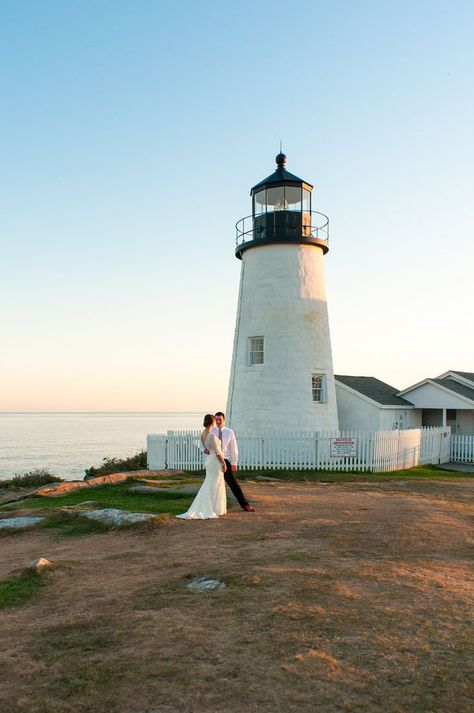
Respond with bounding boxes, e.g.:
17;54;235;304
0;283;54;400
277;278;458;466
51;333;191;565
1;479;473;713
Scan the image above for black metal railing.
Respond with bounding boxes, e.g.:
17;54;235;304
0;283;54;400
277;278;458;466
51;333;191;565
236;210;329;248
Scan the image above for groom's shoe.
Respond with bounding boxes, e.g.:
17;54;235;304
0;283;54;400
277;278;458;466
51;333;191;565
243;504;255;512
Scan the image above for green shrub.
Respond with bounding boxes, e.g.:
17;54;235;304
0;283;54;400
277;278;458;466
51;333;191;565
1;469;61;490
84;451;147;478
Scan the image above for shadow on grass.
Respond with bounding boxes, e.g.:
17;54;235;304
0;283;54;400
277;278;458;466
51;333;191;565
30;618;127;710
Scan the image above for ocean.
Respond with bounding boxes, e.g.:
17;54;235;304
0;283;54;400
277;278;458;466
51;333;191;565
0;412;203;481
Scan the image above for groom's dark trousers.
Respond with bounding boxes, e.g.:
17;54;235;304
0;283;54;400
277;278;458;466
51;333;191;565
224;460;248;510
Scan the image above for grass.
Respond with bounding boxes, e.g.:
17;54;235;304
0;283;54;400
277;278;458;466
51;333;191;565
38;511;115;537
0;571;45;608
1;466;470;541
0;477;195;537
230;464;474;482
4;480;194;516
35;510;175;537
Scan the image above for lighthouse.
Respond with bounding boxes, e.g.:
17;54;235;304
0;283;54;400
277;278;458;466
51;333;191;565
226;153;339;433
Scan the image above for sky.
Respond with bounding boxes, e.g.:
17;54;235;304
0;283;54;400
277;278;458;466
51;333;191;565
1;0;473;412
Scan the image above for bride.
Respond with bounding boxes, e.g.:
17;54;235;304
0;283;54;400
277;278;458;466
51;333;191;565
177;414;227;519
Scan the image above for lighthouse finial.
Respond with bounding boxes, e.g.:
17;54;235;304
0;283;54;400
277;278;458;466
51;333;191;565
275;145;287;167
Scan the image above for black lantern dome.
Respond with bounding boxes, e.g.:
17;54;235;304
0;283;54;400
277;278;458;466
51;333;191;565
235;154;329;259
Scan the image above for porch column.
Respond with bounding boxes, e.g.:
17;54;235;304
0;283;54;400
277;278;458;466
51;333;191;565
441;409;447;426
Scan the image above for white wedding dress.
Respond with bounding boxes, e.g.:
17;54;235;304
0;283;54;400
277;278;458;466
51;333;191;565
176;432;227;519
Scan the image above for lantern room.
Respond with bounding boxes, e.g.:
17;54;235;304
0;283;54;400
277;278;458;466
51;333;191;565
235;153;329;259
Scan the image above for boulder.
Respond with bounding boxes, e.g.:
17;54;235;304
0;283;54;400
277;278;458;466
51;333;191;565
35;472;130;497
187;576;226;592
31;557;52;573
0;516;45;530
78;508;155;526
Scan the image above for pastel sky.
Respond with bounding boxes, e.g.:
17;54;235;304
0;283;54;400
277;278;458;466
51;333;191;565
1;0;473;412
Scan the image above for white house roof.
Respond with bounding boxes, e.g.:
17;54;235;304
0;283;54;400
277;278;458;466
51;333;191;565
398;377;474;407
432;379;474;402
452;371;474;383
335;375;414;407
436;370;474;385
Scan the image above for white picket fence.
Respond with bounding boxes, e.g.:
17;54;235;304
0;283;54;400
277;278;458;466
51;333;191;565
147;426;452;473
451;434;474;463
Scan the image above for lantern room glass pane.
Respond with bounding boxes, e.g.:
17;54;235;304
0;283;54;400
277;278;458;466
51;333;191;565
285;186;302;210
254;189;266;215
302;188;311;211
267;186;285;211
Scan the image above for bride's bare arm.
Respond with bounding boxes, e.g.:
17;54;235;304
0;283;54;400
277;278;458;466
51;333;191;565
211;434;227;471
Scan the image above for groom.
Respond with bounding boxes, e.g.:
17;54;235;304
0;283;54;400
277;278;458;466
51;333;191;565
210;412;255;512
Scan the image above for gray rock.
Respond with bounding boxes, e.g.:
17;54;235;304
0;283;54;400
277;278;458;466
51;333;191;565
129;484;200;495
128;484;166;493
169;485;200;495
0;482;63;506
79;508;155;526
187;576;226;592
0;516;45;529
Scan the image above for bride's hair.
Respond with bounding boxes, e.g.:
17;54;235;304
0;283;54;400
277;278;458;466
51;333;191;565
203;414;215;428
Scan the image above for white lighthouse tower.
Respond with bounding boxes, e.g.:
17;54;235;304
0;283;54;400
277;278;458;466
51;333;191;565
226;153;339;433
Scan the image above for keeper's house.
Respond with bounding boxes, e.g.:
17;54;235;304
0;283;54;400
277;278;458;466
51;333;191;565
336;370;474;434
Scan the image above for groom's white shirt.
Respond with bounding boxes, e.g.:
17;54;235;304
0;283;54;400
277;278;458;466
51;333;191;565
211;426;238;466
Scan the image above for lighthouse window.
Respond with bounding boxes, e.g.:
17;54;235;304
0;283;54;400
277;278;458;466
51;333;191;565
312;374;325;403
254;189;266;215
267;186;286;212
285;186;302;210
302;188;311;212
249;337;264;365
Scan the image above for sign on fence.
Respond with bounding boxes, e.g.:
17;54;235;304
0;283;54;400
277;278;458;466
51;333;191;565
330;437;358;457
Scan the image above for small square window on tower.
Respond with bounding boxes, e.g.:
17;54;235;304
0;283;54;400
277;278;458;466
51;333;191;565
248;336;264;365
312;374;326;403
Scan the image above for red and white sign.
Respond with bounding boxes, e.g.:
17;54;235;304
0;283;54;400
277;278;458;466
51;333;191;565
330;437;358;457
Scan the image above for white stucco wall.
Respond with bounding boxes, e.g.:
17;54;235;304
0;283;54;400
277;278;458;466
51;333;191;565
336;383;421;431
226;243;338;433
336;384;381;431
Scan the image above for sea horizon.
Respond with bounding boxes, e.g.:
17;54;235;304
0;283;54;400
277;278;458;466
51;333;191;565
0;410;203;414
0;411;204;481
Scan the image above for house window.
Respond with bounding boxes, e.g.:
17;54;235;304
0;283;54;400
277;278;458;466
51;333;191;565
447;409;457;420
249;337;264;365
312;374;326;403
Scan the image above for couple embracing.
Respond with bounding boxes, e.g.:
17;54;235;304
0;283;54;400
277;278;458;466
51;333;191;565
177;412;255;520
